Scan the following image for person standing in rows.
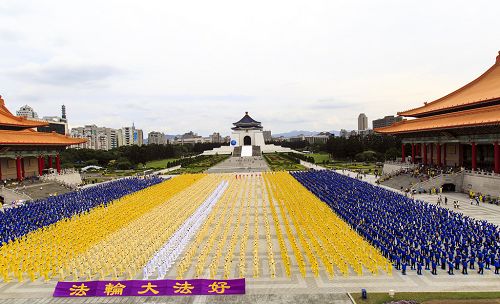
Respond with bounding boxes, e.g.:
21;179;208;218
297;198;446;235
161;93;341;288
431;259;437;275
478;260;484;275
447;259;454;275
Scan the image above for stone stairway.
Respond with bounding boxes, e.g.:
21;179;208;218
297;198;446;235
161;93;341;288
252;145;261;156
232;146;242;157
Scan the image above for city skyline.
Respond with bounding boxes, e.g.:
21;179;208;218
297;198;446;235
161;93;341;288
1;0;499;135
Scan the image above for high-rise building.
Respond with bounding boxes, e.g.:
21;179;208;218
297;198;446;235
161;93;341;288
372;115;403;129
148;131;166;145
134;129;143;146
38;116;68;135
61;104;67;122
358;113;368;131
16;105;38;119
71;125;119;150
209;132;223;143
263;130;272;143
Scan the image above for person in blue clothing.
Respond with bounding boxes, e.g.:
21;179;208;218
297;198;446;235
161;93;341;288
495;259;500;274
469;256;475;270
440;255;446;270
417;260;423;275
292;170;500;278
448;260;454;275
454;255;461;270
431;260;437;275
0;176;163;244
478;260;484;275
462;259;468;275
402;261;407;275
395;255;401;270
411;255;416;270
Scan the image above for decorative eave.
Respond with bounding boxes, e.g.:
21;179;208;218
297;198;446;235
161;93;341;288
398;51;500;118
0;129;87;146
233;112;262;127
0;95;49;128
375;104;500;135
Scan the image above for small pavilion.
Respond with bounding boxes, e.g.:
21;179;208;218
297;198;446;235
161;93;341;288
376;51;500;174
0;96;86;181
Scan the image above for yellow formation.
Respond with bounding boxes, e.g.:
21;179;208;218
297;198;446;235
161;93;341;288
0;174;204;282
1;172;391;283
264;172;391;277
175;172;390;279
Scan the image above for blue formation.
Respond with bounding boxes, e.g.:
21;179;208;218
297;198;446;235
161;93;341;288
292;170;500;275
0;176;163;244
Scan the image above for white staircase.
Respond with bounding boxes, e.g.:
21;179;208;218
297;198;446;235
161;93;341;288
241;146;253;157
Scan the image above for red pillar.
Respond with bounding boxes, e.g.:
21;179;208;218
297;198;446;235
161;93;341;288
38;156;43;176
411;144;415;163
443;144;447;167
423;144;428;165
16;157;22;181
48;155;53;169
430;143;434;165
471;142;477;171
21;158;25;179
56;154;61;174
459;143;464;167
401;143;406;162
494;142;499;174
436;143;441;167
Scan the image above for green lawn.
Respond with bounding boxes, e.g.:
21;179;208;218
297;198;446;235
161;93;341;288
144;158;179;169
351;291;500;304
310;153;331;163
171;155;229;174
263;153;306;171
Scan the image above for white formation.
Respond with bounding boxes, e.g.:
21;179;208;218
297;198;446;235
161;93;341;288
142;181;229;279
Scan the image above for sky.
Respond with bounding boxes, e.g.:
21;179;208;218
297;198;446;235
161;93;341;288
1;0;499;136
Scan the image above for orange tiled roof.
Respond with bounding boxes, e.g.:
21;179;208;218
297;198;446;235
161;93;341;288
0;129;86;146
375;104;500;134
0;96;49;128
398;51;500;117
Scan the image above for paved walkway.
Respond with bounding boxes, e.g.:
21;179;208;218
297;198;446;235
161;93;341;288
207;157;269;173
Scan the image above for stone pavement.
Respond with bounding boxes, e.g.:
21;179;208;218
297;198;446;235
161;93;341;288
206;157;269;173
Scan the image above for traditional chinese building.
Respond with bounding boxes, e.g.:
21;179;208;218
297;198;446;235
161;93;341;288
0;96;86;181
376;51;500;174
202;112;295;156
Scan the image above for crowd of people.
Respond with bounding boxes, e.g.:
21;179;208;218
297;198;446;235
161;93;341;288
292;170;500;276
0;176;164;244
0;174;203;282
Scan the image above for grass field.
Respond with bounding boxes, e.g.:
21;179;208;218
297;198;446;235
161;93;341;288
351;291;500;304
309;153;331;163
144;158;179;169
170;154;229;174
263;153;306;171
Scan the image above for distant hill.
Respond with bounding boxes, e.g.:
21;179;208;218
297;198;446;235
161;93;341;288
273;130;340;138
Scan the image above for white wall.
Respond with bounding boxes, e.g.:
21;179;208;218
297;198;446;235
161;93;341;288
462;173;500;197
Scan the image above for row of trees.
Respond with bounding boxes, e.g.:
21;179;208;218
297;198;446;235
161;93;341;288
61;134;402;169
61;142;223;169
322;134;401;161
